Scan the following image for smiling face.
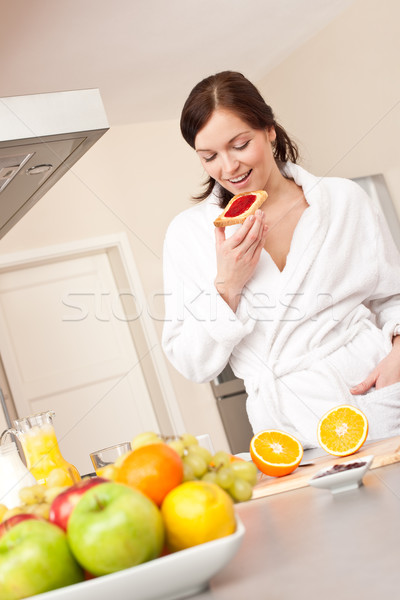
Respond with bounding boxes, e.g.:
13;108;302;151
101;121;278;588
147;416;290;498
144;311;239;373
194;108;278;196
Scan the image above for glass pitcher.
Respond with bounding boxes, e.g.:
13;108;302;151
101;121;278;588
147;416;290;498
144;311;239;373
3;410;81;486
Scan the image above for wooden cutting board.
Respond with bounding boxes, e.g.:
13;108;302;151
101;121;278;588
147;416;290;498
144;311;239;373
252;435;400;499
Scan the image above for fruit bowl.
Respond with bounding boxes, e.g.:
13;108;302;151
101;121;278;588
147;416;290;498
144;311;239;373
31;517;245;600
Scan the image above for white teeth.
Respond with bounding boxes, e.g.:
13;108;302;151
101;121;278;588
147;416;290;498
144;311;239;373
229;170;250;183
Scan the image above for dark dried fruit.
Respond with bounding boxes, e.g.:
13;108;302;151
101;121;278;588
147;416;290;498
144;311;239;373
313;461;366;479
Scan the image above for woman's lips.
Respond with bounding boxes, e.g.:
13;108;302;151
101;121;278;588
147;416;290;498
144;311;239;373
228;169;252;186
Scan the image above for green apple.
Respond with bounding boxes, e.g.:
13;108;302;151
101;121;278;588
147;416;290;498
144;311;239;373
67;482;164;576
0;519;84;600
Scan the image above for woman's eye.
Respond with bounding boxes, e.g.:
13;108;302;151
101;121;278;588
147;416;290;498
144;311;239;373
234;141;250;151
204;154;216;163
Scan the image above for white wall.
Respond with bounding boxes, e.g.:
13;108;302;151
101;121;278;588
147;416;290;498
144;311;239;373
256;0;400;215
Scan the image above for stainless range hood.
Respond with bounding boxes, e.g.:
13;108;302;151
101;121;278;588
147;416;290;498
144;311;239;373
0;89;109;239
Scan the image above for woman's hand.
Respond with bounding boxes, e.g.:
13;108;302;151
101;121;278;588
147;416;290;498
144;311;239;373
214;209;268;312
350;336;400;394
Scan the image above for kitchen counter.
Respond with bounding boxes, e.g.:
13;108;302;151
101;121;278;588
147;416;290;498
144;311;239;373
190;458;400;600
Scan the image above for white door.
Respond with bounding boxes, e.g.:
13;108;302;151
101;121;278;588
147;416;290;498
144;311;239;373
0;245;161;475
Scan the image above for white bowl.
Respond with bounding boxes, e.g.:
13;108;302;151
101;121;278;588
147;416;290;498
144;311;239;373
309;455;374;494
33;517;245;600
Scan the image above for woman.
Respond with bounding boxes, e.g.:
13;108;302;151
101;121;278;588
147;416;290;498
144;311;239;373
162;71;400;448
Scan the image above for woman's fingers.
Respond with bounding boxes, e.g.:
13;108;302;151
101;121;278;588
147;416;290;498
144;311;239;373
350;372;377;395
248;223;268;263
231;210;265;252
243;211;267;256
215;209;266;275
214;209;268;308
214;225;226;248
228;211;261;247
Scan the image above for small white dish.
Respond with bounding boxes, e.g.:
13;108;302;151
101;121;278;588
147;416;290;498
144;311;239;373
309;455;374;494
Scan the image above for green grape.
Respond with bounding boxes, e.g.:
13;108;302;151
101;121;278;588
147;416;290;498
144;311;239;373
114;453;130;468
19;484;46;505
131;431;162;450
2;506;26;520
180;433;199;448
185;444;212;465
231;460;259;486
46;468;72;488
216;466;235;489
43;485;68;504
212;451;231;468
2;504;27;521
167;439;185;457
29;503;50;519
229;477;253;502
201;471;218;484
184;452;208;478
98;465;117;480
182;461;196;482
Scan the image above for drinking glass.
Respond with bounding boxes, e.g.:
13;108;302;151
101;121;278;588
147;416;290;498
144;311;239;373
90;442;131;476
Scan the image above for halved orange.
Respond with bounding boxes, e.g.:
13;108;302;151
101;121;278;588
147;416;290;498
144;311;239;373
317;405;368;457
249;430;304;477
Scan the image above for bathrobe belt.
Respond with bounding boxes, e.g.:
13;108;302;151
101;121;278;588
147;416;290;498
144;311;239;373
245;320;367;426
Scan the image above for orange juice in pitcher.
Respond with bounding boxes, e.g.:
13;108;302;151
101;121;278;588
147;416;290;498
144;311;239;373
10;410;80;485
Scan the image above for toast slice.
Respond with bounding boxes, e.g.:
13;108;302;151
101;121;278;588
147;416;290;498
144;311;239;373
214;190;267;227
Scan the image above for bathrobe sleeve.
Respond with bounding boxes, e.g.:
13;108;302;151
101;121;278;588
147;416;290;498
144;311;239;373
162;210;256;383
364;200;400;343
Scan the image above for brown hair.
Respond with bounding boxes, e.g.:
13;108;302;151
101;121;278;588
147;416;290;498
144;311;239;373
180;71;299;206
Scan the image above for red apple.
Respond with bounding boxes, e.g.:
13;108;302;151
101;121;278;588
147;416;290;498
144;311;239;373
84;569;97;580
0;514;40;540
49;477;107;531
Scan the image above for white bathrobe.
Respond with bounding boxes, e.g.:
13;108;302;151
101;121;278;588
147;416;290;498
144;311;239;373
162;163;400;448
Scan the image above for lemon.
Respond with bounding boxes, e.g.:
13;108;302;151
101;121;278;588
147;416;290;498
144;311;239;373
161;481;236;552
